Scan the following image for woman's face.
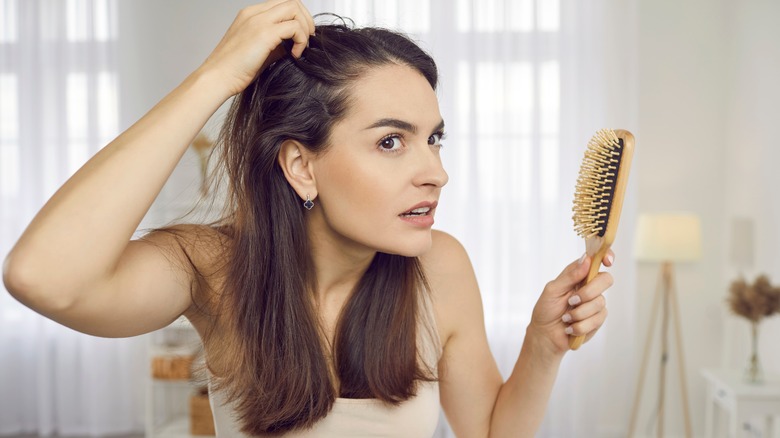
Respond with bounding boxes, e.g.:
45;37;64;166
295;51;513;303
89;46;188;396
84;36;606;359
309;63;448;258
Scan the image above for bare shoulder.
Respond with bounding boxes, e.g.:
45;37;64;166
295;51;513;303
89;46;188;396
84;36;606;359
419;229;472;278
136;223;231;326
419;230;481;345
139;223;229;266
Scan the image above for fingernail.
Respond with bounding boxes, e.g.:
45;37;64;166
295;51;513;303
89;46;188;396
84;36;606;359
565;326;574;335
578;252;587;265
568;295;581;306
607;254;614;265
562;313;572;323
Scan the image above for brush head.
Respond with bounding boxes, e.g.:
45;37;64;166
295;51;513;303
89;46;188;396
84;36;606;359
572;129;634;242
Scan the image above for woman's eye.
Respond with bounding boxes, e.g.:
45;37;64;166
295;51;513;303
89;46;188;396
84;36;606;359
428;132;445;147
378;135;403;152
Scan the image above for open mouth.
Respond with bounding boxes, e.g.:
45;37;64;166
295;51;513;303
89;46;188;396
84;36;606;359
399;207;432;217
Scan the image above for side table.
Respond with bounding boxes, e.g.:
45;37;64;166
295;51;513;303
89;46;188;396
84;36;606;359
701;368;780;438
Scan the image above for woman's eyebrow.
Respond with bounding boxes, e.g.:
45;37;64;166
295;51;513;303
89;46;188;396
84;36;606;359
364;118;445;134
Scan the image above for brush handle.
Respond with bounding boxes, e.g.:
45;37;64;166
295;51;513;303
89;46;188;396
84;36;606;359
568;240;610;350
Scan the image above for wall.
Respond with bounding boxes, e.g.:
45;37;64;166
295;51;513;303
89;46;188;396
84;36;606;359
722;0;780;376
635;0;729;436
117;0;253;229
636;0;780;436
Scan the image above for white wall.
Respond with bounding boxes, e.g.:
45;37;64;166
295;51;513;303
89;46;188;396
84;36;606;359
636;0;780;436
117;0;253;228
635;0;729;436
722;0;780;376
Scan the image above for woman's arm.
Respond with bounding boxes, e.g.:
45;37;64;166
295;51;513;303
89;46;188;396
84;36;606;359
2;0;315;337
488;256;611;436
427;230;612;437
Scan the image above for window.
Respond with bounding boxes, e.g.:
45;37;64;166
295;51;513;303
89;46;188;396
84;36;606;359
0;74;18;197
334;0;431;33
0;0;118;200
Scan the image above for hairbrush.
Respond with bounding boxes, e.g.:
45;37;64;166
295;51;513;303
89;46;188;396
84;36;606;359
569;129;635;350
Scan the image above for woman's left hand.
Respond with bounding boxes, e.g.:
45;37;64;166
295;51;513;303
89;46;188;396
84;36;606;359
527;251;614;356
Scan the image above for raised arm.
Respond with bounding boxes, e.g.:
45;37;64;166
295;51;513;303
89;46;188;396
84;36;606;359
2;0;316;337
426;230;612;437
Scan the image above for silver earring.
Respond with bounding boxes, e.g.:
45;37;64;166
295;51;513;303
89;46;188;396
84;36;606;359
303;194;314;210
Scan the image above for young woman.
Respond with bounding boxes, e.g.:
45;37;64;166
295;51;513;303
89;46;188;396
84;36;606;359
2;1;613;436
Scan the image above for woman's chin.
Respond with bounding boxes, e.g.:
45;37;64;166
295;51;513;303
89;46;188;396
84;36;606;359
379;236;433;258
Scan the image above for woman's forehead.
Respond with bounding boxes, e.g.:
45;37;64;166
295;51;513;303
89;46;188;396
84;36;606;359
338;64;442;131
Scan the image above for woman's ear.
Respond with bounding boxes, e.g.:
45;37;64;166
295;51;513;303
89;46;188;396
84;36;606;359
277;140;317;201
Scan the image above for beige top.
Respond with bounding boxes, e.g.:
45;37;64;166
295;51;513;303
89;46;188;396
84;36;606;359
208;380;440;437
208;294;442;437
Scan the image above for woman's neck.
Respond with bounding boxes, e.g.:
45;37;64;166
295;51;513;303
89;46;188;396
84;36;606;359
306;212;376;306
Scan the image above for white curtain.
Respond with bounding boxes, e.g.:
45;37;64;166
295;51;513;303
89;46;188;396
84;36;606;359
0;0;146;435
312;1;639;436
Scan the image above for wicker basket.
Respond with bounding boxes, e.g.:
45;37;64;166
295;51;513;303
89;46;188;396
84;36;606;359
190;387;216;436
150;354;194;380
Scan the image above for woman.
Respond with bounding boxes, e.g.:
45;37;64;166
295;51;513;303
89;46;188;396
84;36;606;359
2;1;613;436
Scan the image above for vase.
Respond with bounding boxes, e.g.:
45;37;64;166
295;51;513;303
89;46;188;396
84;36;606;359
744;321;763;384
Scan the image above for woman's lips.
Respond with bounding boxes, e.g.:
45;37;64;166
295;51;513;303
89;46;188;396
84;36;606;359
399;204;436;227
399;214;434;227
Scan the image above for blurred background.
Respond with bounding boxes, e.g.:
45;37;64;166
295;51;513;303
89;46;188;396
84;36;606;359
1;0;778;437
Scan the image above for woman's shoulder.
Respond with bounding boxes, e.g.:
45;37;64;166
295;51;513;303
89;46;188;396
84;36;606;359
142;222;231;271
420;229;473;275
420;230;481;343
141;223;232;326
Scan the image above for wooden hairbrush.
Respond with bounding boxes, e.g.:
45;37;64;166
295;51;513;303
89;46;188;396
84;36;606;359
569;129;635;350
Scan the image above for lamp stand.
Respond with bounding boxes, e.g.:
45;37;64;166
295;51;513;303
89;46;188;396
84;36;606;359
628;261;693;438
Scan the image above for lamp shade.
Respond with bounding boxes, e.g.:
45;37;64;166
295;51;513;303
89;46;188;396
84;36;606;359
633;213;702;262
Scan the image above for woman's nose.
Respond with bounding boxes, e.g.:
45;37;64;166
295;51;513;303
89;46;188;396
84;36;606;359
411;145;449;188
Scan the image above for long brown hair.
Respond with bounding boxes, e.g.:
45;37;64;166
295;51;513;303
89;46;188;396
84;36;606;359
154;20;440;435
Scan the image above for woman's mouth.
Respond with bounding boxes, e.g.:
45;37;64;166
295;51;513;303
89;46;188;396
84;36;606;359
399;202;436;227
400;207;431;217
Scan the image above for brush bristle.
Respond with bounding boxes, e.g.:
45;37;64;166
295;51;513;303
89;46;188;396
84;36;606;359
572;129;624;239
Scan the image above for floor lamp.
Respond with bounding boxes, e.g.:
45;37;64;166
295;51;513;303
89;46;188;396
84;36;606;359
628;213;702;438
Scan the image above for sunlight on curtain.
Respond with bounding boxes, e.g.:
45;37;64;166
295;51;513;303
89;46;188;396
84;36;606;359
66;0;116;42
67;73;91;173
0;0;17;43
0;0;145;434
0;74;19;197
540;61;560;203
334;0;430;32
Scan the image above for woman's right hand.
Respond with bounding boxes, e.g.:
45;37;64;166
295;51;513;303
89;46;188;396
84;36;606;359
198;0;316;98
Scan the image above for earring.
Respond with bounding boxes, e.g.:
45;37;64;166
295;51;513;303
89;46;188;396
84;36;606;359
303;194;314;210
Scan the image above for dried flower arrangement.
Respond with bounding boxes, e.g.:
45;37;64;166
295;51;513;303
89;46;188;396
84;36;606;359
727;274;780;383
727;275;780;322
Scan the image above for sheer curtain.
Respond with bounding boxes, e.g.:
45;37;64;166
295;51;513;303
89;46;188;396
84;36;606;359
0;0;146;434
312;0;638;436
